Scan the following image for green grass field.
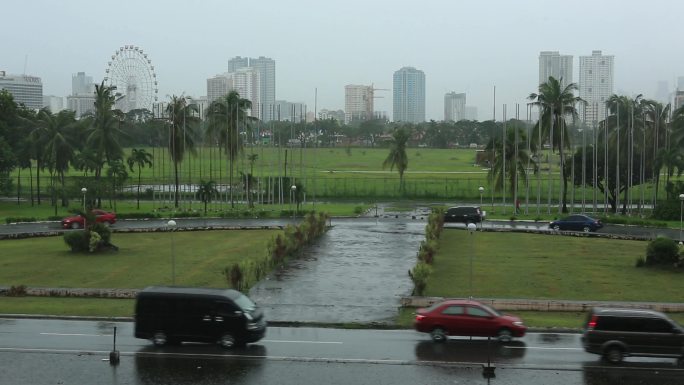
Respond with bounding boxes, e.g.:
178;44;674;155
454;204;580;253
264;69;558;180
0;230;278;288
426;230;684;302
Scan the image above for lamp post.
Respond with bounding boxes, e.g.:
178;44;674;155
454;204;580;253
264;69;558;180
167;219;177;285
291;185;297;223
467;222;477;298
679;193;684;245
478;186;485;231
81;187;87;212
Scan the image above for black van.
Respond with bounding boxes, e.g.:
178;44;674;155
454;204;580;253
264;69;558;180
581;307;684;364
444;206;482;223
134;286;266;348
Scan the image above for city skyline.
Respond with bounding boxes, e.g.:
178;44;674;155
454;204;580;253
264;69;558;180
2;0;683;121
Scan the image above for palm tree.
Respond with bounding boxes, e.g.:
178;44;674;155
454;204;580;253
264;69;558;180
246;153;258;208
166;95;199;208
106;160;128;210
382;127;410;192
486;123;535;209
85;81;126;207
127;148;153;209
35;109;78;210
206;91;254;207
529;76;583;213
642;100;671;203
196;179;218;214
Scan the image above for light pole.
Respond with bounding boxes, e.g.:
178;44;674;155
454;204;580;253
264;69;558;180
679;193;684;245
291;185;297;223
478;186;485;231
81;187;87;212
167;219;177;285
467;222;477;298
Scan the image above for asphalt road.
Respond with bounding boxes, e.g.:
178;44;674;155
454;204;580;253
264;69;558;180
0;318;682;385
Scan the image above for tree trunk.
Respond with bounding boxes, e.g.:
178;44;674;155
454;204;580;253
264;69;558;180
174;160;179;208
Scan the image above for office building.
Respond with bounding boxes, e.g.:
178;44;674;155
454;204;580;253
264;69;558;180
345;85;373;123
444;92;466;122
274;100;306;121
227;56;276;121
319;109;345;122
0;70;43;110
393;66;425;123
72;72;94;95
538;51;573;86
42;95;64;113
206;68;261;119
579;50;614;123
66;72;96;118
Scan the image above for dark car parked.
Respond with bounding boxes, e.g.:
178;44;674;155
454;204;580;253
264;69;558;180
549;214;602;232
444;206;482;224
414;299;526;342
581;307;684;364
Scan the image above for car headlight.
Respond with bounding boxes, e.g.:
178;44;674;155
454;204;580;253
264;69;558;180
513;321;524;326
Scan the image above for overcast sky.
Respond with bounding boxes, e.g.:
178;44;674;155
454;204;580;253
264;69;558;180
3;0;682;121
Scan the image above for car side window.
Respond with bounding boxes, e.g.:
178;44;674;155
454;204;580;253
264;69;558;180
644;318;675;333
466;306;491;317
441;305;465;315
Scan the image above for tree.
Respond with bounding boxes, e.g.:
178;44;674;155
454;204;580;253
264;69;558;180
106;160;128;210
206;91;254;207
166;95;198;208
382;127;410;191
486;122;535;209
127;148;153;209
196;179;218;214
35;109;78;209
85;81;126;207
246;153;258;208
529;76;583;212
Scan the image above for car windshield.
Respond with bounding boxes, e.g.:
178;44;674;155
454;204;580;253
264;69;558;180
233;293;256;312
479;303;501;317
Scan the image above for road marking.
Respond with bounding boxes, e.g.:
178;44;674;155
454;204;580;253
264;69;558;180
262;339;342;344
40;333;110;337
507;346;583;351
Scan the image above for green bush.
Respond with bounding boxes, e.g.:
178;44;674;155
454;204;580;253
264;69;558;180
651;200;681;221
645;237;680;266
63;231;89;252
409;262;433;296
5;217;37;224
353;206;364;215
118;212;158;219
90;223;112;243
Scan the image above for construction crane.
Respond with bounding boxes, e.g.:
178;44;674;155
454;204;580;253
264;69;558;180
364;84;389;121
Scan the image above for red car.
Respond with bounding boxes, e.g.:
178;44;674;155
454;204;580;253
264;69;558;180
414;299;526;342
61;209;117;229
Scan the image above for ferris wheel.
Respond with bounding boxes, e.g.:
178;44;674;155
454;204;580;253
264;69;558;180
104;45;158;112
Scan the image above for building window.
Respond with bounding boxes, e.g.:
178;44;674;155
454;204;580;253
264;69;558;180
589;70;592;74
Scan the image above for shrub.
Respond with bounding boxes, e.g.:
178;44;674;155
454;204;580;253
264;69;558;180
353;206;364;215
7;285;27;296
409;262;433;296
89;231;102;252
651;200;681;221
118;212;158;219
90;223;112;243
5;217;37;224
64;231;89;252
635;256;645;268
645;237;680;266
225;263;243;291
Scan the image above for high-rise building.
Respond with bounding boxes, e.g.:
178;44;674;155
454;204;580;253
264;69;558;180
72;72;94;95
393;66;425;123
227;56;276;121
465;106;478;121
344;85;373;123
318;109;345;122
274;100;306;121
206;68;261;119
538;51;573;87
66;71;96;118
579;50;614;123
43;95;64;113
444;92;466;122
0;70;43;110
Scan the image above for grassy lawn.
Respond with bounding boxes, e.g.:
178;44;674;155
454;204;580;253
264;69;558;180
427;230;684;302
0;230;279;288
0;297;135;317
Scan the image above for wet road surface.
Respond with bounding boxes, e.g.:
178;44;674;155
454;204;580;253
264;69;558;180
1;318;682;385
248;218;425;323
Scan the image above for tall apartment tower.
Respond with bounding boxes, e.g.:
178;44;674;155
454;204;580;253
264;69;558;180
206;68;261;119
393;67;425;123
538;51;573;87
227;56;275;121
444;92;466;122
579;50;614;123
344;85;373;123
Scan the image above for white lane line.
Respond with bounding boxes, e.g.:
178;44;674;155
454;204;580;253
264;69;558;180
261;339;342;344
506;346;583;351
40;333;110;337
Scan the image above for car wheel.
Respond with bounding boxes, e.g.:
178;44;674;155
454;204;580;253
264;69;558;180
552;225;560;231
152;332;167;346
70;222;81;229
219;333;236;349
496;328;513;343
582;226;591;233
603;346;624;364
430;328;447;343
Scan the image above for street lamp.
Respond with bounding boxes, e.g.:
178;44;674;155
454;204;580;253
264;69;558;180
679;193;684;245
467;222;477;298
81;187;87;212
291;185;297;222
478;186;485;231
167;219;177;285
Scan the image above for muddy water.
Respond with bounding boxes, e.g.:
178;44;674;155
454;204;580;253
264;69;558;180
249;217;426;324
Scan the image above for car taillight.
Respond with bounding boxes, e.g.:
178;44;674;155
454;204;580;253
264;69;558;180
587;315;597;330
415;314;426;321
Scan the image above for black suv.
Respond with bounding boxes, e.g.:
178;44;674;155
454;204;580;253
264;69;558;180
581;307;684;364
444;206;482;224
